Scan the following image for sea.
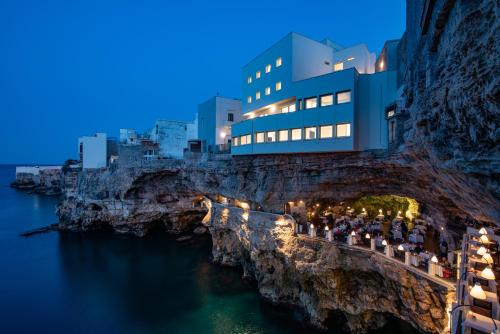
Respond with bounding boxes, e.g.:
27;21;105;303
0;164;418;334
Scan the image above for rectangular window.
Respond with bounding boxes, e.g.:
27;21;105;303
334;62;344;71
336;123;351;137
276;57;282;67
246;134;251;144
256;91;261;100
265;87;271;95
291;128;302;141
233;137;239;146
240;135;247;145
298;99;303;110
336;90;351;104
320;125;333;139
389;120;396;143
278;130;288;141
256;132;265;143
305;127;317;140
256;71;261;79
281;106;289;113
289;103;296;112
265;64;271;73
247;96;252;104
266;131;276;142
247;76;252;84
320;94;333;107
305;97;317;109
275;81;282;91
228;113;234;122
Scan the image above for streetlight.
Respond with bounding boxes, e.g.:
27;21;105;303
481;266;496;280
477;246;488;256
365;233;370;239
470;283;487;300
431;255;438;263
382;240;388;246
479;227;488;235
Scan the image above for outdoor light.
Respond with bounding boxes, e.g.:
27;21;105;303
347;206;351;209
398;245;404;251
316;203;320;207
481;266;496;280
431;256;438;263
477;246;488;256
220;131;226;139
325;226;329;231
483;252;494;264
480;235;490;244
310;224;314;229
470;283;487;300
241;212;249;221
351;231;356;236
362;208;366;212
382;240;388;246
479;227;488;235
365;233;370;239
379;209;382;214
398;210;402;215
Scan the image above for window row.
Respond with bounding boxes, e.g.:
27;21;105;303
247;81;281;104
232;123;351;146
247;57;282;84
301;90;351;110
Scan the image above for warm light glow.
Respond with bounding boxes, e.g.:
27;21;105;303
379;209;383;214
276;57;282;67
220;131;226;139
431;256;438;263
310;224;314;229
398;245;404;251
347;57;355;61
382;240;388;246
351;231;356;236
362;208;366;212
481;266;496;280
379;61;384;70
265;64;271;73
241;212;249;221
483;252;494;264
365;233;370;239
477;246;487;256
325;226;329;231
470;283;487;300
397;210;402;215
316;203;320;207
275;81;282;91
479;227;488;235
480;235;490;243
239;202;249;210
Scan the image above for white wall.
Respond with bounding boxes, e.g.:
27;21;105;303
331;44;376;74
78;133;107;169
150;120;189;159
292;33;333;81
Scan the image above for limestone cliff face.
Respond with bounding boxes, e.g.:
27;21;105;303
208;202;454;333
399;0;500;203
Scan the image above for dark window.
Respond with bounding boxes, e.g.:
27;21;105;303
228;113;234;122
389;120;396;143
298;99;303;110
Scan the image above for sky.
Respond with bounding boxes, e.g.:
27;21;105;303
0;0;405;164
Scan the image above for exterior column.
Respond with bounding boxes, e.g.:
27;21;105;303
309;224;316;238
370;238;376;250
405;251;411;266
428;262;436;276
326;229;333;242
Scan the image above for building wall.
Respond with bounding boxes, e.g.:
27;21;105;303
198;96;242;150
331;44;376;74
78;133;107;169
151;120;188;159
357;71;398;151
292;33;333;81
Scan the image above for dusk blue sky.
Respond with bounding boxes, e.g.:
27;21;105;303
0;0;405;164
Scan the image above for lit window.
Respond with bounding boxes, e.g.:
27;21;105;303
289;103;296;112
320;94;333;107
233;137;239;146
275;81;282;91
240;135;247;145
336;90;351;104
334;62;344;71
281;106;289;113
336;123;351;137
266;131;276;142
246;134;252;144
256;132;265;143
256;91;261;100
265;87;271;95
291;128;302;141
265;64;271;73
276;57;282;67
278;130;288;141
305;127;317;140
305;97;317;109
247;96;252;104
320;125;333;139
247;76;252;84
256;71;261;79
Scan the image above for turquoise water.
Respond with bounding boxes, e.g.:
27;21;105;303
0;165;417;333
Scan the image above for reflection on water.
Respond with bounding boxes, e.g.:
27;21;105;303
0;165;418;334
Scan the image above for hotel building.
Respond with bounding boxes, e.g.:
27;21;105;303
231;32;398;155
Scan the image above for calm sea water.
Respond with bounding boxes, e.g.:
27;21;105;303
0;165;417;334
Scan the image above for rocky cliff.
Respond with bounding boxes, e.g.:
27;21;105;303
208;201;454;333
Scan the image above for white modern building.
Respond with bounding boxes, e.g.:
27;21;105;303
197;96;242;152
119;128;139;145
150;120;197;158
231;32;398;155
78;133;107;169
